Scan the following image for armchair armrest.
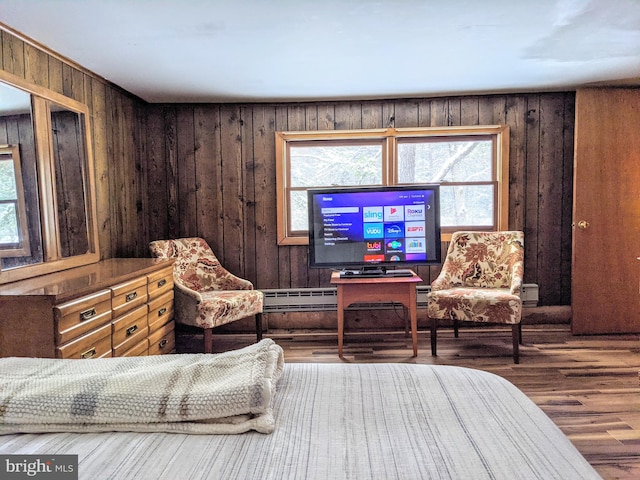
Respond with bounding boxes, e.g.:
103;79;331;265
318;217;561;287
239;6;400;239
173;281;201;326
507;248;525;297
218;273;254;291
175;280;203;302
430;274;452;292
509;268;524;297
194;270;254;291
430;263;458;292
193;258;255;291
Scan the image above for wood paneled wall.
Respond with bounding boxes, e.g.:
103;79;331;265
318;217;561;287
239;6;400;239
1;26;575;307
143;95;575;306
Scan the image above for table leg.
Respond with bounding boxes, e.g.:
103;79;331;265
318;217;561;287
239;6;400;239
403;305;409;337
337;287;344;357
411;304;418;357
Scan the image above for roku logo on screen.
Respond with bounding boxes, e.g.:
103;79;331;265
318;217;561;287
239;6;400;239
404;205;425;220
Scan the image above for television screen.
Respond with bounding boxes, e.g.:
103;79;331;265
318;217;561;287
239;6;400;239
307;185;441;274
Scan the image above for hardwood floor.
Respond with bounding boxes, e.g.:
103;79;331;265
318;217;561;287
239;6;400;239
182;324;640;480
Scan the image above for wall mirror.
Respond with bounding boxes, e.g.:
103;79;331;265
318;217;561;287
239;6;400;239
50;102;91;258
0;70;99;284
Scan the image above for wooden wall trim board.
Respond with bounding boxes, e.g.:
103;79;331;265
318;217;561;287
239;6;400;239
2;26;575;309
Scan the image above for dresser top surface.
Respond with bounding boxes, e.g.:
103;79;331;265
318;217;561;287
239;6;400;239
0;258;174;302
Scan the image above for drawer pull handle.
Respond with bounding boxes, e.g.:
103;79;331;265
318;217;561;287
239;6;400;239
125;291;138;302
158;307;167;316
80;347;96;359
157;279;167;287
158;339;168;348
126;324;138;336
79;307;97;321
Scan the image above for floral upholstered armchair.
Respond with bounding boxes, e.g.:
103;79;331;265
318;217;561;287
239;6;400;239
427;231;525;363
149;237;263;353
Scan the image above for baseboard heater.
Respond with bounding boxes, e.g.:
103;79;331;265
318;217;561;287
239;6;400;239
262;284;539;313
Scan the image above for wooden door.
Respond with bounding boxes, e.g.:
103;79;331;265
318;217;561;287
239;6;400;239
572;88;640;334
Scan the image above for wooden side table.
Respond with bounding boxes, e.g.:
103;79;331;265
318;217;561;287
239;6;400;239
330;271;422;357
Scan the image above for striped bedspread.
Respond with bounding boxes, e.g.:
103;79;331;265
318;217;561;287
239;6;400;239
0;339;283;435
0;362;601;479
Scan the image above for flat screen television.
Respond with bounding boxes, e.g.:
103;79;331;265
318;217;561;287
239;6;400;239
307;185;441;277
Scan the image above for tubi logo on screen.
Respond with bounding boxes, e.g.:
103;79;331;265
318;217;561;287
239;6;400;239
366;241;383;252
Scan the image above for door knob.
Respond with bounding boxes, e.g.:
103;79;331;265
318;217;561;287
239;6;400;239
577;220;590;229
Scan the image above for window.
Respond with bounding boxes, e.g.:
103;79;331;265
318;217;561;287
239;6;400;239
276;126;509;245
0;144;30;257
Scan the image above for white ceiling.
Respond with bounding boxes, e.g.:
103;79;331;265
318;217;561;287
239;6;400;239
1;0;640;104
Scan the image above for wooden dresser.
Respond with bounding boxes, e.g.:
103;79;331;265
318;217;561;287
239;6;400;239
0;258;175;358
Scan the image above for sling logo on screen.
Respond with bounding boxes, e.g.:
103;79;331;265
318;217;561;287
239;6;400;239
363;207;383;222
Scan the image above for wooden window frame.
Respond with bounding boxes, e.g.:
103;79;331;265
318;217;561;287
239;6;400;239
276;125;510;246
0;144;30;257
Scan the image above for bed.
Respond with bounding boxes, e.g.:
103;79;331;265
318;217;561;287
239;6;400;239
0;346;601;479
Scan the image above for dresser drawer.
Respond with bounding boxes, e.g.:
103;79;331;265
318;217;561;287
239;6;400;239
112;304;149;356
148;322;175;355
56;323;112;359
54;290;112;344
119;339;149;357
147;266;174;299
112;277;148;316
148;290;174;331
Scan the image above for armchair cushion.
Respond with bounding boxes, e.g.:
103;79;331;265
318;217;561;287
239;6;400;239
193;290;264;329
427;287;522;324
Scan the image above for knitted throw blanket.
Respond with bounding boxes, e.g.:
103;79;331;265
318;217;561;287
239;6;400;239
0;338;284;435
